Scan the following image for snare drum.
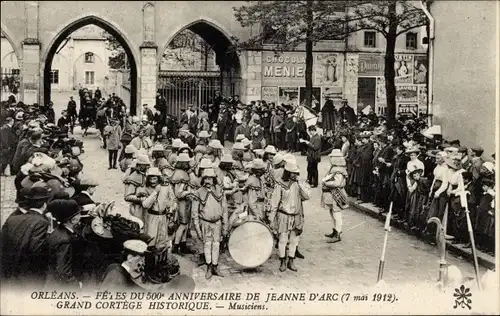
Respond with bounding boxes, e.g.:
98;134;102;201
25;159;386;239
228;219;273;268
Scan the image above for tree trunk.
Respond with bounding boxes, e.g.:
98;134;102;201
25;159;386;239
384;1;398;127
305;0;314;108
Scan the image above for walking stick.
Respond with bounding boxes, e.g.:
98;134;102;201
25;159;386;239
458;173;482;290
377;201;393;282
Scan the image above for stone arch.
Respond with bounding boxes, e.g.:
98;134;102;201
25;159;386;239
41;14;140;113
157;18;244;72
0;22;21;64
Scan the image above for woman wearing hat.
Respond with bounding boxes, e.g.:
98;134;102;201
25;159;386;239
171;153;196;255
139;167;177;248
245;159;267;222
269;162;310;272
191;168;228;279
424;152;450;236
45;199;84;288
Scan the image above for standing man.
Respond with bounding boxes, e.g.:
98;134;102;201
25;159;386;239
1;186;52;287
338;99;356;126
269;162;310;272
0;117;18;176
192;168;228;279
302;125;322;188
67;96;78;134
94;87;102;100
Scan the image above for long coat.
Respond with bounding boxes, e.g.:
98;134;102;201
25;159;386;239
338;106;356;126
0;124;18;165
321;100;337;132
1;210;49;287
104;124;122;150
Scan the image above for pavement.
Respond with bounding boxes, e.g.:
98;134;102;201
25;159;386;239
0;127;491;292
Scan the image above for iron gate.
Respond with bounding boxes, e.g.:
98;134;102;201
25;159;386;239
158;71;221;119
1;68;21;101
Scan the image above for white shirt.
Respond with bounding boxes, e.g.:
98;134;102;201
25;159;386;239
432;163;450;195
29;208;44;215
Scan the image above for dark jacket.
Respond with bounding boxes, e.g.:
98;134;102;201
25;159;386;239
1;210;49;286
338;105;356;126
0;124;18;164
45;225;82;288
99;263;140;290
306;134;322;162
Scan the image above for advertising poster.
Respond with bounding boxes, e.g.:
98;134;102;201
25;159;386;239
413;55;428;84
396;85;418;103
261;51;306;86
358;54;384;77
278;87;299;106
376;77;386;104
314;53;343;86
321;86;343;109
261;87;279;104
397;103;418;116
418;86;428;113
299;87;321;111
394;54;413;84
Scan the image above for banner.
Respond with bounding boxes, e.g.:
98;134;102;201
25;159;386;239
314;53;343;86
394;54;413;84
396;85;418;103
261;87;279;104
262;52;306;86
413;55;428;84
278;87;299;106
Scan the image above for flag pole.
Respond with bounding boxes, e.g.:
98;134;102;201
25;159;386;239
457;173;482;290
377;201;393;282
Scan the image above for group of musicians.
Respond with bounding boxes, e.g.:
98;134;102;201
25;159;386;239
120;122;347;279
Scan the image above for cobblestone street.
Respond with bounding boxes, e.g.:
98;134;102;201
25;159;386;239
0;128;484;292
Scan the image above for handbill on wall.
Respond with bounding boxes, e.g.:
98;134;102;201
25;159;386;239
397;103;418;115
314;53;343;86
278;87;299;106
418;86;428;114
394;54;413;84
261;87;279;104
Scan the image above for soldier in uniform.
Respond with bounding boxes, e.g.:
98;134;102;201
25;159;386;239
269;162;310;272
191;168;228;279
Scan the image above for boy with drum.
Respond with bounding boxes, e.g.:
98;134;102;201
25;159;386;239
269;162;310;272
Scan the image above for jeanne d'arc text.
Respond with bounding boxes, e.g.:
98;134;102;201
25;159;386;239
263;55;306;78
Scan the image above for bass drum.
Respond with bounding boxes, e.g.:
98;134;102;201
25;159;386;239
228;218;274;268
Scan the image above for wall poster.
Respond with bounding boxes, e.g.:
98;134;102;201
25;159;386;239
394;54;413;84
314;53;343;86
396;85;418;103
413;55;428;84
278;87;299;106
261;87;279;104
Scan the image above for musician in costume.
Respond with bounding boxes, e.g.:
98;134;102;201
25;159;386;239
246;159;267;222
191;168;228;279
241;138;254;165
119;145;136;172
321;149;348;243
150;144;174;179
194;131;210;163
123;154;151;222
205;139;224;166
140;167;177;247
130;128;153;152
170;153;195;255
231;142;246;178
269;162;310;272
216;154;238;221
167;138;183;166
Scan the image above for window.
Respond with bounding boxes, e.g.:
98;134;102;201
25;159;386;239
12;69;20;75
85;52;94;63
364;31;376;48
85;71;95;85
406;32;417;49
49;70;59;84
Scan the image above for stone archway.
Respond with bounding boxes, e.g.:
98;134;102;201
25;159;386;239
41;15;139;114
1;26;22;101
157;19;242;118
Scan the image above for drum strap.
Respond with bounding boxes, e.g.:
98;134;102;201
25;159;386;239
200;217;221;224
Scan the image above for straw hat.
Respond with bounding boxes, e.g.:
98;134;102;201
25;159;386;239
146;167;162;177
235;134;245;142
136;154;151;166
208;139;224;149
285;162;300;173
241;138;252;147
198;158;213;169
250;159;266;170
175;153;192;163
283;153;296;164
232;142;245;151
198;131;210;138
220;154;234;164
405;146;420;154
172;139;183;149
202;168;217;178
272;153;285;166
152;144;164;152
264;145;277;155
124;145;136;154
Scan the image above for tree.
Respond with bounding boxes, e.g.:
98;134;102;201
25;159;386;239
101;31;131;70
161;29;215;71
232;1;348;108
342;0;428;125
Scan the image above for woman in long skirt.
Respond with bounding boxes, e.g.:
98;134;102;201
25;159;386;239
424;152;450;236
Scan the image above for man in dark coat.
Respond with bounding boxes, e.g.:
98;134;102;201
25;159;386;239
357;133;374;202
45;199;83;288
94;87;102;100
338;99;356;126
67;96;78;133
304;125;322;187
12;128;47;174
321;98;337;133
0;117;18;175
1;186;51;288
